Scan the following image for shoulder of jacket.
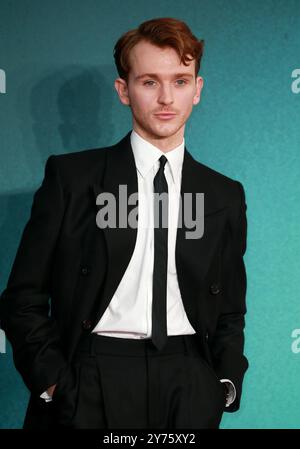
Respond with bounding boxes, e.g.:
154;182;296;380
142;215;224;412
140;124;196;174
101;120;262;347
192;156;243;197
45;143;117;190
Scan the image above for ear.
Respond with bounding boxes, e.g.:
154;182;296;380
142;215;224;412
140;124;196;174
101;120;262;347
114;77;130;106
193;76;204;105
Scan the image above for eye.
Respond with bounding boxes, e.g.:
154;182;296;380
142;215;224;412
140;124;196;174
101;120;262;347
143;80;156;86
176;79;187;85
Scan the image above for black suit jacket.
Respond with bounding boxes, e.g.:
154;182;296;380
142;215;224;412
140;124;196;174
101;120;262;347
0;130;248;428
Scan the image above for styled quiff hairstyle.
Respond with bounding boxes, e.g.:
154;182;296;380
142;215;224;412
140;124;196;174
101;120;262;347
114;17;204;82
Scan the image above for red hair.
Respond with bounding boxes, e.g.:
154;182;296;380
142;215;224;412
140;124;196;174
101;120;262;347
114;17;204;81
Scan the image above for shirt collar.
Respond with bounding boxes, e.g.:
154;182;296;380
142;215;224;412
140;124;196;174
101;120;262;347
130;129;185;186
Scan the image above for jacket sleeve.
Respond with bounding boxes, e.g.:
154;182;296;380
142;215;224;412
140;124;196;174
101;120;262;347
211;180;249;412
0;155;70;397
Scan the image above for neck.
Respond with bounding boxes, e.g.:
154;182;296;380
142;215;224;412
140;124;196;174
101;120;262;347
133;126;184;153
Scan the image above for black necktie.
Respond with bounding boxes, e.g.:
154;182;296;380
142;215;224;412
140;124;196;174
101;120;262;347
151;155;168;351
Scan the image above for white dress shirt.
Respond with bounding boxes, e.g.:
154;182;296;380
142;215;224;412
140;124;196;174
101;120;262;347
41;129;235;406
92;129;196;338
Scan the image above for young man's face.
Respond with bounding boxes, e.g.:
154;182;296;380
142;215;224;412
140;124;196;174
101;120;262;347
115;40;203;149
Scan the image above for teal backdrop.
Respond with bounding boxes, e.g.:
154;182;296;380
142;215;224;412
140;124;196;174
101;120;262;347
1;0;300;429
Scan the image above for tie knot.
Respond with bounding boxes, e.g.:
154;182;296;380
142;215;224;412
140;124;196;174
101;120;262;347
159;155;168;170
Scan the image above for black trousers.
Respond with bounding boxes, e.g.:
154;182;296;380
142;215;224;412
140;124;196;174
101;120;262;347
51;334;226;429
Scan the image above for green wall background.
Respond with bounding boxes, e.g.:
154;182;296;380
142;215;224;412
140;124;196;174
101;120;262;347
1;0;300;428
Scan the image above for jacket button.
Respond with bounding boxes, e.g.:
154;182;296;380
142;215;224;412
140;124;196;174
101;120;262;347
82;319;92;330
210;283;221;295
81;266;90;276
205;332;209;341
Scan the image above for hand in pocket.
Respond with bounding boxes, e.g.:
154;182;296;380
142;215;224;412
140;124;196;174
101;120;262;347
52;363;81;427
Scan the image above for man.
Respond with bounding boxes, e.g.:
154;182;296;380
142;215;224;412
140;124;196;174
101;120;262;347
0;17;248;429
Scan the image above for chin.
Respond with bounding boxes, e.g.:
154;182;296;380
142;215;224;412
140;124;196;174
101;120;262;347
150;125;182;139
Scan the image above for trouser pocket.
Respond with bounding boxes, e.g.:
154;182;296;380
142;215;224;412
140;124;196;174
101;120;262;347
52;362;82;427
198;357;226;408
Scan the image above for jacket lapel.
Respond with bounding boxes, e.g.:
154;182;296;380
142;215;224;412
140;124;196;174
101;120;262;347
175;149;227;326
91;131;139;323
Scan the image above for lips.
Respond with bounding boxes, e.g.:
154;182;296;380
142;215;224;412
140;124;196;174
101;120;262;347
154;113;176;119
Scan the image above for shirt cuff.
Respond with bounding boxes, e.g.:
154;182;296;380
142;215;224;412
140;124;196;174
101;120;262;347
220;379;236;407
40;390;53;402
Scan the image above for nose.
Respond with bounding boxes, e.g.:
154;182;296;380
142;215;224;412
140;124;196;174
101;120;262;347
157;83;174;105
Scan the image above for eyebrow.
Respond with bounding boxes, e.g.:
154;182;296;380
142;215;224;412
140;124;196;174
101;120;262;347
134;73;194;81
